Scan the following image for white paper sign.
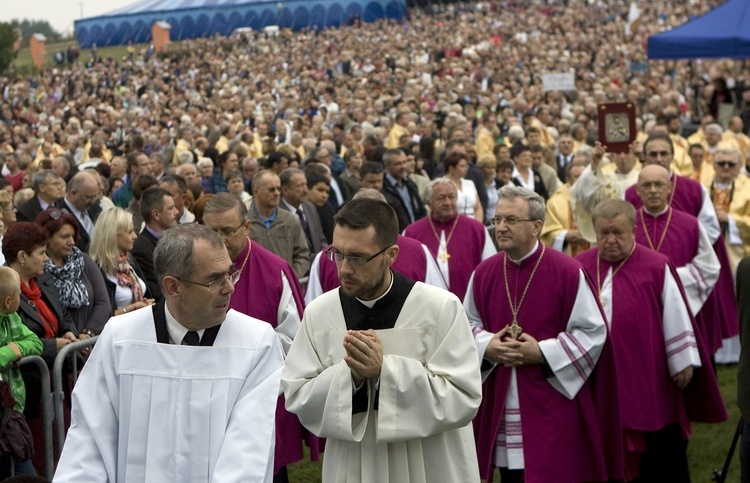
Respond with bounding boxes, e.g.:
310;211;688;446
542;72;575;92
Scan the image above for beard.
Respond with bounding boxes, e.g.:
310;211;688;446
338;264;389;301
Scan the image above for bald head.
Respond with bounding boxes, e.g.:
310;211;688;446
67;171;100;212
636;164;671;214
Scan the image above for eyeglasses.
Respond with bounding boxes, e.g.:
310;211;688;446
492;216;536;226
177;270;241;292
49;208;69;220
716;161;738;168
211;221;245;237
326;244;392;266
646;151;672;158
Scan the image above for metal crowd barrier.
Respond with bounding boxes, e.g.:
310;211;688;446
52;336;99;462
2;355;54;481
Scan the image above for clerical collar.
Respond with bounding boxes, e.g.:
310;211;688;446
357;272;394;308
715;180;733;190
339;271;416;331
508;240;540;266
164;302;206;345
644;205;669;217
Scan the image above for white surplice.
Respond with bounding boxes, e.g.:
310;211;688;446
282;282;482;483
53;307;284;483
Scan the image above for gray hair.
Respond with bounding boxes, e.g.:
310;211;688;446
32;169;61;193
497;185;546;223
177;150;195;165
424;177;458;202
716;147;742;164
279;167;303;188
196;157;213;170
705;123;723;135
507;125;525;141
204;192;247;221
382;148;404;167
592;199;635;228
154;224;225;285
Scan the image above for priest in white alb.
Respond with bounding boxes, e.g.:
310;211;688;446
282;198;482;483
54;224;284;482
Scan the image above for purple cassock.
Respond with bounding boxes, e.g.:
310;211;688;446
316;234;430;293
403;213;489;300
626;175;739;354
633;207;725;358
470;245;623;483
228;239;320;472
577;245;726;473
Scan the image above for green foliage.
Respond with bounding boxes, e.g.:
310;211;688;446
0;23;18;74
11;19;61;46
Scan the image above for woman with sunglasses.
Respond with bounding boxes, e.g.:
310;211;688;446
89;208;154;317
35;208;111;338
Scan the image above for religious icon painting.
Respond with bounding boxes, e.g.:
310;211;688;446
598;102;636;153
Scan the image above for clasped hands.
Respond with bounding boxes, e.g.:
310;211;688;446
343;329;383;386
485;326;543;367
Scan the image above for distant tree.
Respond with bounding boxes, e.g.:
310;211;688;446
0;23;18;74
11;19;61;46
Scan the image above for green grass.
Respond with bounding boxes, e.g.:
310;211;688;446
286;365;742;482
12;40;142;73
689;364;741;482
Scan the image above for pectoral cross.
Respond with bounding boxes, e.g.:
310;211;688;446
438;250;450;262
508;318;523;340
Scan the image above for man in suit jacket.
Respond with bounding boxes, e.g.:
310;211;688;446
338;150;362;204
555;134;576;183
381;148;426;232
132;187;179;303
57;171;102;253
279;168;328;256
17;170;66;222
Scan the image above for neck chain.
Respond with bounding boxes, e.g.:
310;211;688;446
596;242;636;307
639;207;672;253
668;174;677;206
428;215;460;263
234;238;252;282
503;244;546;340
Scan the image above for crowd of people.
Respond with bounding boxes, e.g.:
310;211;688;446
0;0;748;481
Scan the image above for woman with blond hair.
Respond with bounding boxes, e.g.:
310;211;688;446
89;208;154;317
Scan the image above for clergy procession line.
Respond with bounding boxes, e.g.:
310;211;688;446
50;134;738;483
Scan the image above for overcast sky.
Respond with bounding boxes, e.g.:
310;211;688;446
1;0;137;37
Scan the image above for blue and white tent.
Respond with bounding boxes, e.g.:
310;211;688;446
648;0;750;60
74;0;407;48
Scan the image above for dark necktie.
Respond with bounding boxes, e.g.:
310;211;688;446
296;208;309;232
182;331;200;346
